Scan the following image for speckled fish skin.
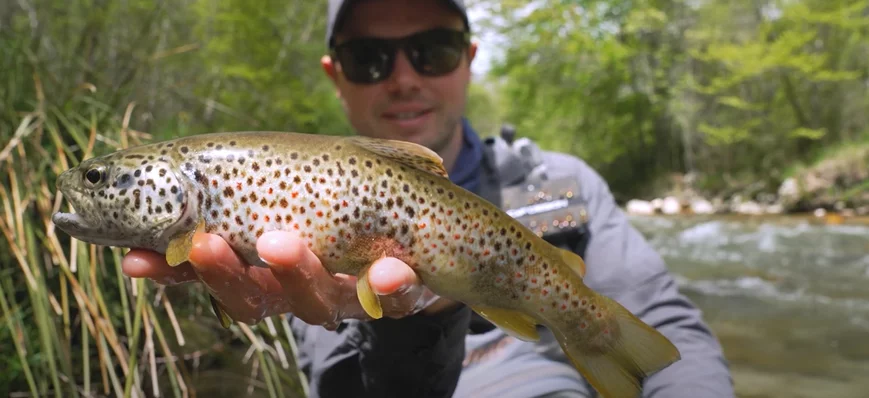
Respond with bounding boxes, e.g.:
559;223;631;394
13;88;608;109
52;131;681;398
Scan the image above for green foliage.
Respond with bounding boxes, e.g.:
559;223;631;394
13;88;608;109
478;0;869;200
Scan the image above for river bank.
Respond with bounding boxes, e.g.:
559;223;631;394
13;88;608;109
624;142;869;219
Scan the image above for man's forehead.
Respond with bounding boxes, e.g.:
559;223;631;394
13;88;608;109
329;0;469;43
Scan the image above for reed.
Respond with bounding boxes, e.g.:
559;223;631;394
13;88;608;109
1;75;309;398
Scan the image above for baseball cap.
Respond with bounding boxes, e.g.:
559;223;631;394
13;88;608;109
325;0;471;47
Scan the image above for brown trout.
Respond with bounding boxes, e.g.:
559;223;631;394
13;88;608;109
52;131;680;397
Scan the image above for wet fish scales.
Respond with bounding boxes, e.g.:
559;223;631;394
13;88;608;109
52;131;681;398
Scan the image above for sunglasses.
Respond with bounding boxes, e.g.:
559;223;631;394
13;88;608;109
330;28;471;84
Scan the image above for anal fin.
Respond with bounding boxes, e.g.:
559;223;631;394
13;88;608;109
357;266;384;319
165;220;205;267
470;305;540;342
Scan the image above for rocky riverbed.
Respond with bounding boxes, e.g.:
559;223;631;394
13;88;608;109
625;144;869;219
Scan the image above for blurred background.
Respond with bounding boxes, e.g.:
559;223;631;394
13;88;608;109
1;0;868;397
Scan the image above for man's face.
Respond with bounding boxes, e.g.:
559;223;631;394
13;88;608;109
322;0;477;153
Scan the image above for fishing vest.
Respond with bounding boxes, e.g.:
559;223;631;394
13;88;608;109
477;134;591;258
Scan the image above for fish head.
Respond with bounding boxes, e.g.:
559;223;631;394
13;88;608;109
52;148;190;251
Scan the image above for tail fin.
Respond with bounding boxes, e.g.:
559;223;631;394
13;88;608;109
554;294;681;398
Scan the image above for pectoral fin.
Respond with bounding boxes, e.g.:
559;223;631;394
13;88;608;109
356;266;383;319
470;305;540;341
165;220;205;267
209;294;233;329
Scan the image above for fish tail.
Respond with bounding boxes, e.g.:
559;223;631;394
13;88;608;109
552;291;681;398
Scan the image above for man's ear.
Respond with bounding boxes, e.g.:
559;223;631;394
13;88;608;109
468;41;478;64
321;54;345;99
321;54;339;82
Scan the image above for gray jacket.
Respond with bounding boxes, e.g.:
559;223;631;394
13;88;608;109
289;141;734;398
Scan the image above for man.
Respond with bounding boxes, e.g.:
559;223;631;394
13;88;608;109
122;0;735;397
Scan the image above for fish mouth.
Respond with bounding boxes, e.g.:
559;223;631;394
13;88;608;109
51;211;90;233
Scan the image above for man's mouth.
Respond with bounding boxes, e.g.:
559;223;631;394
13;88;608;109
382;108;434;127
387;111;429;120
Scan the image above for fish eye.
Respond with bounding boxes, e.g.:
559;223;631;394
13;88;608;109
84;167;105;186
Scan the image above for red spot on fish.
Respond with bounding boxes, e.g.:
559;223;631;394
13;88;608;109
542;289;549;296
431;243;438;249
430;266;437;272
447;210;453;216
393;212;399;219
365;222;371;230
539;307;545;313
454;234;461;240
363;185;369;192
561;304;567;310
268;188;273;194
531;278;538;284
264;215;270;222
597;312;602;318
292;192;299;198
449;261;455;267
329;236;337;243
342;200;349;207
525;295;531;301
252;213;259;220
580;322;587;330
473;222;479;228
418;222;427;229
316;211;323;217
236;182;242;190
515;272;523;278
293;223;299;230
603;329;610;335
483;249;491;256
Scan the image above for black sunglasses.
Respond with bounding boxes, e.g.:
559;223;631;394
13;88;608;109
330;28;471;84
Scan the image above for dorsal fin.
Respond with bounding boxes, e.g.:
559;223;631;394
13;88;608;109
345;136;449;178
559;248;587;278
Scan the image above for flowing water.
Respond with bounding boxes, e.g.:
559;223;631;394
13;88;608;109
629;214;869;398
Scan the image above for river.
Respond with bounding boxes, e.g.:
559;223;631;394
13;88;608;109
628;214;869;398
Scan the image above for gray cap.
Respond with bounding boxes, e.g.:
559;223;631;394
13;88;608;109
326;0;470;47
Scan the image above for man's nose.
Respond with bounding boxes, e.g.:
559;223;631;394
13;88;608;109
383;51;422;93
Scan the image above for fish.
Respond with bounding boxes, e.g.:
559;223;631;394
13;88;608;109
52;131;681;398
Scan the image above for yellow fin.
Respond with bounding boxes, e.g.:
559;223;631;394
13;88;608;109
553;293;681;398
165;220;205;267
559;248;587;278
470;305;540;342
356;266;383;319
209;294;233;329
345;136;449;178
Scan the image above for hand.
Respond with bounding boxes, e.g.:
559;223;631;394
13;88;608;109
121;230;457;328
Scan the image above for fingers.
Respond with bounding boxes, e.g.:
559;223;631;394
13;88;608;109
122;249;198;285
259;231;363;327
366;257;429;318
186;232;291;324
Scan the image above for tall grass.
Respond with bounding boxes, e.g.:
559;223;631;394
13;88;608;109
1;75;309;397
